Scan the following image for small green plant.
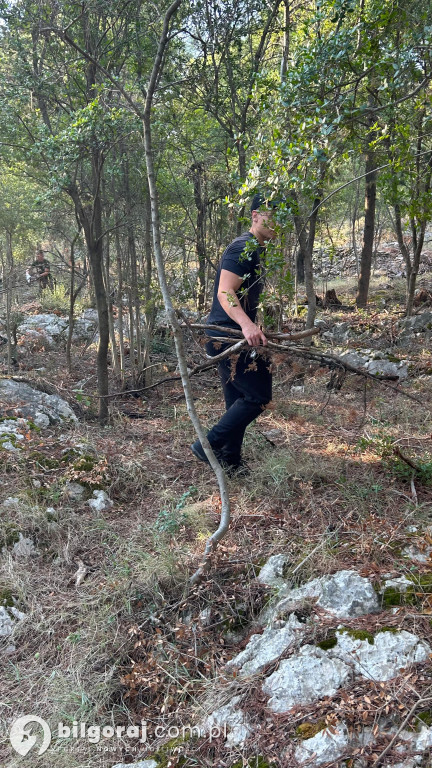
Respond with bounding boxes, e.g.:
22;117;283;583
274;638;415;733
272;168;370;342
40;283;70;313
356;433;432;485
155;487;197;536
73;389;91;407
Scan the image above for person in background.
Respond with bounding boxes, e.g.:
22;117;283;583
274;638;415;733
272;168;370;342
27;249;52;290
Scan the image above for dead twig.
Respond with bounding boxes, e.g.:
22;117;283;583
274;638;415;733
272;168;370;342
371;694;432;766
100;340;247;398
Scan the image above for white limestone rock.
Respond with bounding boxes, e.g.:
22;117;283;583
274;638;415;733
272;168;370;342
0;605;26;643
112;762;158;768
262;645;352;713
268;569;379;623
366;359;408;379
72;309;99;341
88;490;113;513
1;497;21;509
0;380;77;425
0;418;27;451
64;482;86;501
294;721;349;766
202;695;252;747
18;313;68;338
330;629;431;681
339;351;370;369
18;328;55;350
399;312;432;334
257;554;290;587
381;575;413;593
12;534;38;559
402;544;432;565
0;606;14;637
226;613;305;678
387;725;432;767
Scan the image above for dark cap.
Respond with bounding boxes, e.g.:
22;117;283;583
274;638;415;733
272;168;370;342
250;192;284;212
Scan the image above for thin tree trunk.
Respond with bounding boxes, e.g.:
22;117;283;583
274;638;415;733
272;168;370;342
114;229;126;384
143;189;153;386
5;231;14;375
394;202;412;296
66;233;82;373
356;149;376;307
291;182;323;329
191;162;207;313
142;0;231;584
104;235;121;379
352;179;360;275
280;0;290;83
67;162;109;423
356;89;378;308
406;220;425;317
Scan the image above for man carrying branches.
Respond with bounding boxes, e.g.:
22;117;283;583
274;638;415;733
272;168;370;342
190;193;278;474
26;249;53;292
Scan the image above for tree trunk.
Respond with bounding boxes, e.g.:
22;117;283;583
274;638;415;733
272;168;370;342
90;239;109;423
356;91;378;309
65;233;83;373
280;0;290;83
114;229;126;384
67;159;110;423
104;235;121;379
142;0;230;584
356;149;376;308
142;189;154;386
406;219;425;317
5;231;14;374
191;162;207;313
291;184;323;329
394;201;412;297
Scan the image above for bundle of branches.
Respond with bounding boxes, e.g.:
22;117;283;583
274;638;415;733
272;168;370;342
104;323;420;405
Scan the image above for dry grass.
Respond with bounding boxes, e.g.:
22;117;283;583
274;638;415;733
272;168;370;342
1;277;432;767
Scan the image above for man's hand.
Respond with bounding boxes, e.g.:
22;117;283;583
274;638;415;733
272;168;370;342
241;320;267;346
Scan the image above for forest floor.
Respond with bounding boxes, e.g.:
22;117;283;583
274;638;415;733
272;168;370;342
1;273;432;768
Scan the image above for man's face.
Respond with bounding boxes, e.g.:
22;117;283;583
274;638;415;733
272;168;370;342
36;252;44;261
254;208;277;241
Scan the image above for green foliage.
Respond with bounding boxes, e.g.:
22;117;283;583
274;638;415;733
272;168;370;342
417;710;432;728
0;587;15;607
356;434;432;485
155;486;198;536
381;574;432;609
39;284;69;313
73;390;92;408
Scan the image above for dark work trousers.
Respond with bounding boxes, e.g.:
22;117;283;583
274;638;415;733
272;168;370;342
205;339;272;462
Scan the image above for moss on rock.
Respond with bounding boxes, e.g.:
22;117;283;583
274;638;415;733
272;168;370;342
317;633;338;651
338;627;375;645
296;721;327;740
0;587;15;607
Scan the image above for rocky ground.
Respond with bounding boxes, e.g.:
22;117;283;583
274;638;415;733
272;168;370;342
0;268;432;768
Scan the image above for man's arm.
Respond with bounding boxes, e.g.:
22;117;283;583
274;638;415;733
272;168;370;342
37;262;50;278
218;269;267;346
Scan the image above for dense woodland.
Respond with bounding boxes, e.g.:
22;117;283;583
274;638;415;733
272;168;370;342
0;0;431;408
1;2;432;768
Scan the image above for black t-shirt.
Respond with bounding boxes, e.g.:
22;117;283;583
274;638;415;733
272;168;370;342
206;232;264;336
32;259;50;276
